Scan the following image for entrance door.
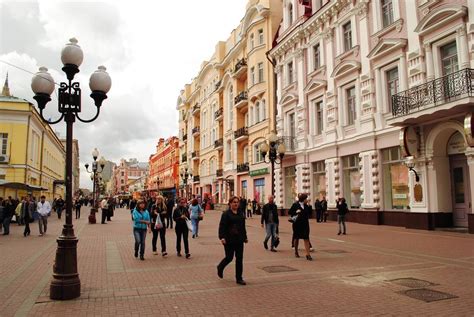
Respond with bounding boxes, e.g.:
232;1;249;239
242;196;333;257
450;156;471;227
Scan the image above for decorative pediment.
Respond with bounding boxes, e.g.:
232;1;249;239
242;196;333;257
249;90;265;103
280;92;298;106
415;5;467;36
367;39;407;59
331;60;361;79
304;79;327;94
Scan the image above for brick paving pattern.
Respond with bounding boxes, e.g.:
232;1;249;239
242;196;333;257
0;207;473;316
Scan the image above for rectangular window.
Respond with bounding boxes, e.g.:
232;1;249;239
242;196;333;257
315;101;323;135
343;21;352;52
288;112;296;137
241;180;247;199
258;29;264;44
342;154;361;208
382;147;409;209
254;143;263;163
381;0;394;27
250;67;255;85
346;87;356;125
313;43;320;70
386;67;399;109
284;166;296;208
312;161;326;200
287;61;294;85
258;63;264;83
250;34;254;50
0;133;7;155
254;178;265;204
440;41;458;76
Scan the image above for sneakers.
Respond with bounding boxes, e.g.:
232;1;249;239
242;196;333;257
162;252;168;257
270;248;277;252
236;280;247;285
140;255;145;261
185;253;191;259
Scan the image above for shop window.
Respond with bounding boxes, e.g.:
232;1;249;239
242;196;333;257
382;147;409;209
284;166;297;208
342;154;361;208
312;161;326;200
254;178;265;203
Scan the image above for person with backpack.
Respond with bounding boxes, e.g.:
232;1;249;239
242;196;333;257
336;197;349;235
189;198;203;238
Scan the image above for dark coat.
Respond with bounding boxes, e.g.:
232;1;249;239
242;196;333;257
337;201;349;216
173;206;189;230
261;203;279;225
288;201;310;240
219;209;247;244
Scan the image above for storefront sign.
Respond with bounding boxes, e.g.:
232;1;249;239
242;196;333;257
464;112;474;147
447;132;466;155
414;184;423;202
249;168;269;177
401;126;419;158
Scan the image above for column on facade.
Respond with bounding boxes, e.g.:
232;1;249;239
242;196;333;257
296;48;306;148
325;158;340;209
275;66;284;135
274;166;283;207
359;150;380;209
399;53;408;91
456;26;469;69
424;43;434;81
295;163;310;197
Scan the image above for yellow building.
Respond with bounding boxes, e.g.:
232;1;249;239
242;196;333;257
0;74;65;200
178;0;282;204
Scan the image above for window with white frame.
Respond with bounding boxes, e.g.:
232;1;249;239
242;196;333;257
250;67;255;85
249;106;254;125
288;112;296;137
254;142;264;163
313;0;322;11
287;61;294;85
258;29;264;44
343;21;352;52
386;67;399;110
202;110;207;130
226;140;232;161
346;86;356;126
250;33;254;50
1;133;8;155
228;86;233;130
261;99;266;120
288;3;293;27
440;41;458;76
210;158;216;175
255;101;260;123
258;62;264;83
313;43;321;70
342;154;361;208
381;0;394;27
315;100;323;135
312;161;326;200
243;146;249;163
245;113;249;127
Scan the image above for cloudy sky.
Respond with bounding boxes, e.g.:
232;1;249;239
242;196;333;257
0;0;249;189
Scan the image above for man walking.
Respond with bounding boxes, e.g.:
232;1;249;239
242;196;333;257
166;196;175;229
37;195;51;236
261;195;279;252
100;197;109;224
55;196;65;219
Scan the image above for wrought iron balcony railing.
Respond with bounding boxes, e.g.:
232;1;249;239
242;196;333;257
182;134;187;141
237;162;249;173
234;91;248;105
214;138;223;148
191;150;199;158
392;68;474;117
216;169;223;177
214;108;223;119
279;136;297;151
181;154;187;163
234;126;248;139
192;103;200;113
234;58;247;73
192;126;200;134
215;80;222;91
193;175;200;182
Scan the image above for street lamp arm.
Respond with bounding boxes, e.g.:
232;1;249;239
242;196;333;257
75;106;101;123
37;106;64;125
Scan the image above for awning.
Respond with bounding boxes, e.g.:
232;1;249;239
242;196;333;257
0;182;48;191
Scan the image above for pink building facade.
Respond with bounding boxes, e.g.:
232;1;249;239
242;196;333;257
270;0;474;232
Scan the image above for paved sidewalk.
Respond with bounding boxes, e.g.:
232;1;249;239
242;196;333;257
0;207;473;316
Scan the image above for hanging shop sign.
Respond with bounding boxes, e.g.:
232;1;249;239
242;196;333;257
400;126;419;158
249;168;269;177
464;112;474;147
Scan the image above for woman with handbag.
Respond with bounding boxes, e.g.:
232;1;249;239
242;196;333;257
132;200;151;260
217;196;248;285
151;195;168;256
189;198;203;238
173;198;191;258
288;194;312;261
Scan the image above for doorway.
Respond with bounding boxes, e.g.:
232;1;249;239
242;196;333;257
450;155;471;227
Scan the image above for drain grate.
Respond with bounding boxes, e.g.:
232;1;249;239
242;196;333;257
261;265;298;273
398;289;458;302
389;278;437;288
321;249;349;254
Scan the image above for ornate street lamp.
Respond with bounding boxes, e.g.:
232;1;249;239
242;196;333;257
404;156;420;182
156;176;163;193
85;150;106;221
180;167;190;199
31;38;111;300
259;131;286;197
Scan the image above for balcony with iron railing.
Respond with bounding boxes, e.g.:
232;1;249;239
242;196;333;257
214;107;224;120
214;138;223;149
234;91;248;109
237;162;249;174
192;103;201;115
181;154;187;163
193;175;200;182
191;150;199;160
279;136;297;152
216;169;223;177
233;58;247;78
234;126;249;141
192;126;200;135
390;68;474;125
215;79;222;92
182;134;188;142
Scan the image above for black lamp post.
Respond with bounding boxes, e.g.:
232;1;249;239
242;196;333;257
405;156;420;182
31;38;111;300
180;167;190;199
259;131;286;197
85;150;106;220
156;176;163;194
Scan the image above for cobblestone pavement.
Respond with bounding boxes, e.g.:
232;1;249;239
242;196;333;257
0;207;473;316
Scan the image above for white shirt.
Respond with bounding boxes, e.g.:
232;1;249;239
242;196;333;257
37;201;51;216
100;199;108;209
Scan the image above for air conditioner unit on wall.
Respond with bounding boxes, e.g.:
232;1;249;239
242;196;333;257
0;155;9;163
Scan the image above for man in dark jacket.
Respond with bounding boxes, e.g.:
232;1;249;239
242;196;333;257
166;196;175;229
55;196;65;219
238;197;247;216
261;195;279;251
336;197;348;235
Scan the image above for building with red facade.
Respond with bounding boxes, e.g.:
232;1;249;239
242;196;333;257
112;158;148;195
148;137;179;199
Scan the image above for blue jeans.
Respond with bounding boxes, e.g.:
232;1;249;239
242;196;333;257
191;218;199;236
337;215;346;234
3;216;11;234
133;228;147;256
264;223;277;248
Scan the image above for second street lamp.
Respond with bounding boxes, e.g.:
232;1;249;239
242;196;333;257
31;38;111;300
259;131;286;197
85;149;106;223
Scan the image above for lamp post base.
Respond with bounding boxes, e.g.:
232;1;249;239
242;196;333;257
88;208;97;224
50;235;81;300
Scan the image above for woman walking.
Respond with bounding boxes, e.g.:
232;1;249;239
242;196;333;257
217;196;248;285
173;198;191;258
189;198;203;238
288;194;312;261
132;200;150;260
151;195;168;256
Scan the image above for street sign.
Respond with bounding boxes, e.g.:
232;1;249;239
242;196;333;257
249;168;269;177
